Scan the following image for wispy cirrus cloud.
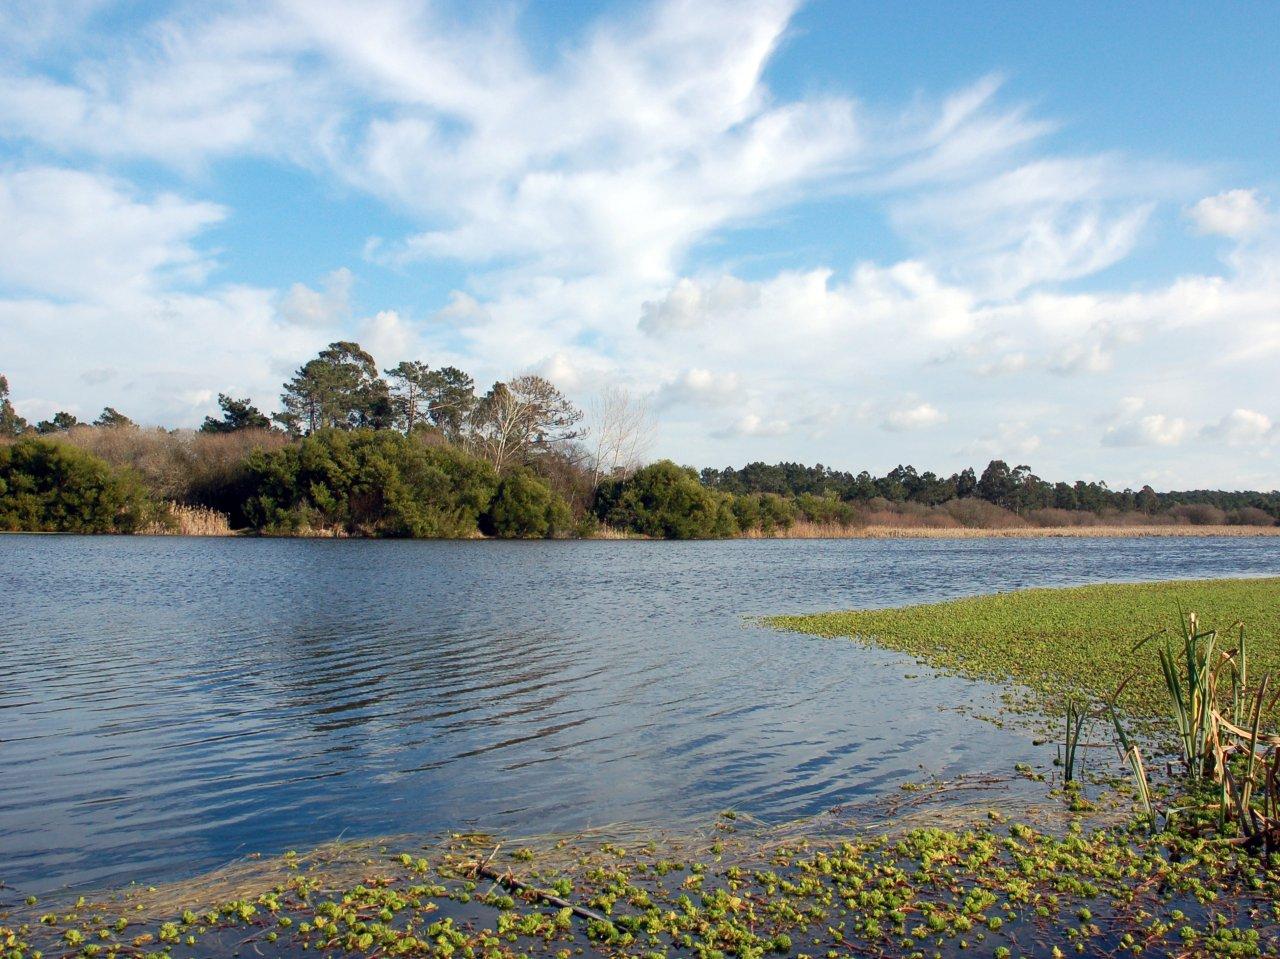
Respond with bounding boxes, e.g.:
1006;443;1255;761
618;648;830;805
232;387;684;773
0;0;1277;488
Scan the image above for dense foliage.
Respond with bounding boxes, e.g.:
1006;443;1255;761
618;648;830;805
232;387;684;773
596;460;737;538
702;459;1280;523
0;437;155;533
1;346;1276;538
481;468;573;539
242;429;500;537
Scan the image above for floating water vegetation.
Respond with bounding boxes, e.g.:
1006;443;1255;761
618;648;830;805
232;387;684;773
766;577;1280;733
5;807;1280;959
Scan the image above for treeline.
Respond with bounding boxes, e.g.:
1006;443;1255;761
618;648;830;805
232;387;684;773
1;354;1277;538
700;461;1280;525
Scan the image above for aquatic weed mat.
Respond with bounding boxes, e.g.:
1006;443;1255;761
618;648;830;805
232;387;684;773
766;577;1280;735
5;795;1279;959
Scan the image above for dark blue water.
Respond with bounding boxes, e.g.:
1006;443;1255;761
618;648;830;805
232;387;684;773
1;535;1277;893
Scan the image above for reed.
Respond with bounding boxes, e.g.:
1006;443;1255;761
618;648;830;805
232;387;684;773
755;523;1280;539
1060;696;1088;782
140;503;233;536
1113;611;1280;850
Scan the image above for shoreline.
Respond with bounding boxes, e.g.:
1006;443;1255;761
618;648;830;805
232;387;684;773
4;522;1279;540
745;522;1280;539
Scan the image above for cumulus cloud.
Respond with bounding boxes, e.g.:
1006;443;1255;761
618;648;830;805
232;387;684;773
1201;408;1274;445
881;401;946;432
278;268;354;327
1102;413;1188;448
654;368;742;408
712;413;791;439
432;291;492;327
1189;189;1272;238
638;276;759;336
0;166;223;301
0;166;326;425
359;309;414;367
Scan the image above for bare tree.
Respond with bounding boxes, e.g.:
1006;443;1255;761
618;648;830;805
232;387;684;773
469;374;583;472
587;386;654;485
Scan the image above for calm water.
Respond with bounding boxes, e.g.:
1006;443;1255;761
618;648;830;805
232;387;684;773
2;535;1278;894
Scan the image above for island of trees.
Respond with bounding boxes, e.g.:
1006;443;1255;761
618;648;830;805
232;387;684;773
0;345;1276;538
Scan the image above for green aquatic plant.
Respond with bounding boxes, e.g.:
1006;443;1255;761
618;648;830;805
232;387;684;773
768;577;1280;735
1060;695;1088;782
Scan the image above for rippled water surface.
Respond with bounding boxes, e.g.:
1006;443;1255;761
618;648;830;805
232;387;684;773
2;535;1278;892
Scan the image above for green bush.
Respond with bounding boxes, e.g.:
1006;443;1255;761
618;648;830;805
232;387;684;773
242;429;497;537
481;468;573;538
731;492;797;534
596;460;737;539
0;437;155;532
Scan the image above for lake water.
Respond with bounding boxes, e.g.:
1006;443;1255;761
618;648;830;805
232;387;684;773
2;535;1278;894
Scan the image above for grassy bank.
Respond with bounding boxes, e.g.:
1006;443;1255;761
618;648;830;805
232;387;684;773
768;577;1280;724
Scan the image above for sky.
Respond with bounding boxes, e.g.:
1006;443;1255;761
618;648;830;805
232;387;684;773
1;0;1278;490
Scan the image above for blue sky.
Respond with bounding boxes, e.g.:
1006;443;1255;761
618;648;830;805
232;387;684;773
2;0;1278;489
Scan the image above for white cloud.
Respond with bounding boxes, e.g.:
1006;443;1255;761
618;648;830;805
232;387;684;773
654;368;742;408
1102;413;1188;448
0;166;223;301
959;422;1042;459
359;309;414;367
278;268;354;327
0;1;1278;488
639;276;759;335
0;167;326;425
1201;408;1274;445
432;291;492;327
1189;189;1271;238
712;413;790;439
975;352;1028;376
882;401;946;432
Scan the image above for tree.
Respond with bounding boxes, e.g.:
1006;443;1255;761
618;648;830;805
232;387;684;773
976;460;1014;508
469;374;583;472
423;366;476;440
94;407;135;429
276;341;390;435
383;362;476;437
1136;485;1159;514
200;394;272;433
0;438;154;532
0;375;29;436
242;428;497;537
481;468;572;538
35;411;80;434
587;386;654;485
385;361;433;434
596;460;737;539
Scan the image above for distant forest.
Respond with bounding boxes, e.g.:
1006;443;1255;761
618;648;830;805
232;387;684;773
1;345;1277;538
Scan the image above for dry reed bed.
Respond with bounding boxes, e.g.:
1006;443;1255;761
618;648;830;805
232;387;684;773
750;522;1280;539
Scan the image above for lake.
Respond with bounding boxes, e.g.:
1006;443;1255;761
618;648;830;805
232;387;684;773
2;535;1278;894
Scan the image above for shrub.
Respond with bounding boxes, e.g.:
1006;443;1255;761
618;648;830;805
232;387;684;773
481;468;573;538
51;426;289;526
1229;506;1276;527
597;460;737;539
792;492;858;527
0;437;156;532
1168;503;1228;526
243;429;497;537
941;497;1027;529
